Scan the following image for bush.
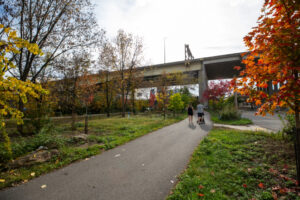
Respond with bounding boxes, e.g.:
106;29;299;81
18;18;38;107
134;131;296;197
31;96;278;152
279;114;296;140
219;105;241;120
0;125;68;164
208;97;226;111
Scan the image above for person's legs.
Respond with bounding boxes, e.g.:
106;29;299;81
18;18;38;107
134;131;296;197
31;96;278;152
200;113;204;123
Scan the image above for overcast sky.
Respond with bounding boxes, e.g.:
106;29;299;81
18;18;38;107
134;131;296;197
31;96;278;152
94;0;264;65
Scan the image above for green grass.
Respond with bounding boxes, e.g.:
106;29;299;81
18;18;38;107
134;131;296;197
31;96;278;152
210;112;252;125
0;114;186;189
167;128;298;200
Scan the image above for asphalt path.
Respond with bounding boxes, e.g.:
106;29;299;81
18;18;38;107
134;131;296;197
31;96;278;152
241;111;284;132
0;114;212;200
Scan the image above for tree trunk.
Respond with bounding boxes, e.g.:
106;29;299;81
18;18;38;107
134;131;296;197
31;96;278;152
84;105;88;134
121;86;125;117
106;108;110;118
132;90;136;115
71;105;76;131
17;99;24;134
105;77;110;118
294;70;300;183
294;103;300;183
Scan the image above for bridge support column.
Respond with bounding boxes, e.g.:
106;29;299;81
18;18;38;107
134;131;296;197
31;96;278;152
198;63;208;105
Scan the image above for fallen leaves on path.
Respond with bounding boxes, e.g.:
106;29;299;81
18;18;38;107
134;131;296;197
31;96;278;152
41;184;47;189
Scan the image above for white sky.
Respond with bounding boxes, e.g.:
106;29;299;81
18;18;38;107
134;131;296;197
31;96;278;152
93;0;263;65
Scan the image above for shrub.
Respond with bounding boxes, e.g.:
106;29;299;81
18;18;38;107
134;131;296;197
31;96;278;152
279;114;296;140
219;105;241;120
0;125;69;164
208;97;226;112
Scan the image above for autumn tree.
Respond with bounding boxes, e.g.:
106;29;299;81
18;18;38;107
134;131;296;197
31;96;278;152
99;42;117;117
180;86;193;108
203;80;231;102
0;26;46;160
168;93;184;116
55;51;90;130
233;0;300;181
78;72;98;134
0;0;103;132
129;72;144;115
1;0;102;82
156;72;184;119
149;89;156;109
110;30;143;117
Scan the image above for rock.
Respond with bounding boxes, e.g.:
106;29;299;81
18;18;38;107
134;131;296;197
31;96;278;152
36;146;48;151
9;149;59;168
72;134;88;142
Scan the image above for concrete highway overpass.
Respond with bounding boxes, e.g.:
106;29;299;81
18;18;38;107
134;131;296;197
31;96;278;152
139;52;245;99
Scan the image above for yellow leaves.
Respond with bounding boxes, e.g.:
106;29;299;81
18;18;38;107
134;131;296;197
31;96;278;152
0;26;46;131
0;179;5;183
8;30;17;40
4;27;10;33
30;172;36;177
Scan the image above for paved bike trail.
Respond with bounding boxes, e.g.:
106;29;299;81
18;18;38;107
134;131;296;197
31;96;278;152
0;115;212;200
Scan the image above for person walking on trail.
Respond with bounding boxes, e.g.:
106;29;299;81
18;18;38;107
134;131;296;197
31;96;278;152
197;102;204;124
187;104;194;124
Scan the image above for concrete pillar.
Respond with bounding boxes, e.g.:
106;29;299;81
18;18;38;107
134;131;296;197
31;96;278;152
198;63;208;106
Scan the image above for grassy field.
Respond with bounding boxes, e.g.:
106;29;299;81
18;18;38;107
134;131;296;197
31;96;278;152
210;112;253;125
0;114;186;190
167;128;298;200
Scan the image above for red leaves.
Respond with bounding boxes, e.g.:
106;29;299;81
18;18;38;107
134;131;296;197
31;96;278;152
234;66;241;71
198;185;205;197
203;80;231;101
149;91;156;107
258;182;264;189
243;184;247;188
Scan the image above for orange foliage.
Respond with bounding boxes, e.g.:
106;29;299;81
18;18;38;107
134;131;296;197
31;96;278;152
234;0;300;116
